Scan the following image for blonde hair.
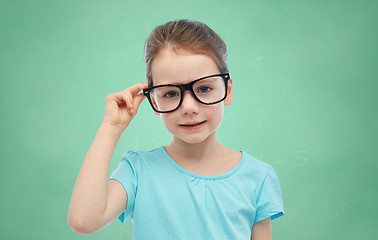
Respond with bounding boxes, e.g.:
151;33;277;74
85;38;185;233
144;19;228;86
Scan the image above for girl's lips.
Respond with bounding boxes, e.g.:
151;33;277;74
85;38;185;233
179;120;206;129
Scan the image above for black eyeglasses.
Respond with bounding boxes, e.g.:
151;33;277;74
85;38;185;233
143;73;230;113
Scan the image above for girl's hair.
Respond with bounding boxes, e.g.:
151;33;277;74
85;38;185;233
144;19;228;86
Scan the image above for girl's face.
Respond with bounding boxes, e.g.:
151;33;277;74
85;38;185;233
150;48;233;145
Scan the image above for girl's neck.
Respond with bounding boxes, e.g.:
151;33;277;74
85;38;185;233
165;133;224;163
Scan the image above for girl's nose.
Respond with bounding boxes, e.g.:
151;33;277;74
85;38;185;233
180;91;199;115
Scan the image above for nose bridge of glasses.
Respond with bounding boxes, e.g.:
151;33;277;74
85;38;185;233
177;81;196;101
181;80;200;101
180;81;193;92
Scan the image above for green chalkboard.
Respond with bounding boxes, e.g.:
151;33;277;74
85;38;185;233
1;0;377;239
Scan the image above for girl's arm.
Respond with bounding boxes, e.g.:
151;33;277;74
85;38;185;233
251;217;272;240
67;123;126;234
67;83;148;234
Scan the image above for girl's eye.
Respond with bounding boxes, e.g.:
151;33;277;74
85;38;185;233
197;86;212;93
164;91;179;98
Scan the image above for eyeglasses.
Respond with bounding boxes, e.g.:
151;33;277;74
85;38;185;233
143;73;230;113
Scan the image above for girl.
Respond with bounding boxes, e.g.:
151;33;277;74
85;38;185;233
67;19;284;240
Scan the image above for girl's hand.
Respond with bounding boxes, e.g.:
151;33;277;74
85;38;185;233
102;82;149;131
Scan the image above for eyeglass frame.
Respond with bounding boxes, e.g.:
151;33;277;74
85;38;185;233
143;73;231;113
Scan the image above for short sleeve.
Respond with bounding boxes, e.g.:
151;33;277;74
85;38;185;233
254;165;284;223
109;151;139;223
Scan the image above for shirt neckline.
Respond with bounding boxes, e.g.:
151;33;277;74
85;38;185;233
159;146;246;180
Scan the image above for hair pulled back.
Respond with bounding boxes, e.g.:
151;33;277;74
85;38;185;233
144;19;228;86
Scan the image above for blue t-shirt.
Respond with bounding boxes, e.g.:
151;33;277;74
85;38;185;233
109;146;284;239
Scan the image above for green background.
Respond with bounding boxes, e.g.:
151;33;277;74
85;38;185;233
1;0;377;239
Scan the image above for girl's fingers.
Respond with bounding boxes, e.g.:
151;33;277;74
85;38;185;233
111;93;125;105
125;82;149;96
120;82;148;114
124;91;133;114
109;92;132;115
132;93;146;112
114;83;147;113
103;82;148;129
107;82;148;116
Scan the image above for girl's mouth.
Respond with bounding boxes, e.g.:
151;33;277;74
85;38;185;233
179;120;206;129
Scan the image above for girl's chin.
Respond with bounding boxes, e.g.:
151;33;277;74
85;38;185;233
173;132;217;145
179;138;207;145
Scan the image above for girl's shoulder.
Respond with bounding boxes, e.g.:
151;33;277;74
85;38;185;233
121;146;164;159
239;151;277;176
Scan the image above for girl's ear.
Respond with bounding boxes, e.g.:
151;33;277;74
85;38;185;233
224;79;233;106
154;111;160;115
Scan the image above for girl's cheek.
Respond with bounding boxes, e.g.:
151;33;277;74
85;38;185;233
161;114;176;129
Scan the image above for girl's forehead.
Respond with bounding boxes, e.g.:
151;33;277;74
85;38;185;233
151;49;220;85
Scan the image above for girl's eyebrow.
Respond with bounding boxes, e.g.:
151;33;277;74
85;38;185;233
156;74;222;86
155;80;191;86
160;79;194;86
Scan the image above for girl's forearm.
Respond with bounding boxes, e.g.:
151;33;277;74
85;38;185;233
67;123;124;226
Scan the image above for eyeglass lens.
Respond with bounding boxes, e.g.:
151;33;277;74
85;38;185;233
149;75;226;112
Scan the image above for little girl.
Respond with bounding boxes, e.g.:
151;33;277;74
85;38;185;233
68;19;284;240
